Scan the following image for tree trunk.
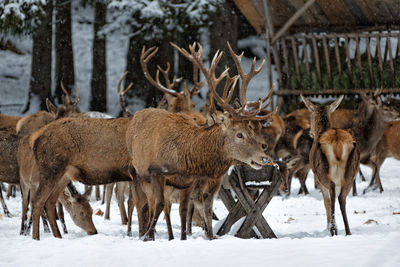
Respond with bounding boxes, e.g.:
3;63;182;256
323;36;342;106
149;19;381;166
55;0;75;103
125;37;174;109
90;1;107;112
209;1;239;100
25;1;53;112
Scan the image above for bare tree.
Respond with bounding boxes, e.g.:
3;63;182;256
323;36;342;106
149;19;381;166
55;0;75;103
90;0;107;112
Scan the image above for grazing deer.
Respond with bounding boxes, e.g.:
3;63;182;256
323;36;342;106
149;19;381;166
126;42;273;241
27;75;136;240
301;95;360;235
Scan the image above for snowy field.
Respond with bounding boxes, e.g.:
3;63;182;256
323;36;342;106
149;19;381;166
0;160;400;267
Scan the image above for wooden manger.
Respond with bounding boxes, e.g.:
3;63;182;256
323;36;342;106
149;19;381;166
233;0;400;113
217;164;282;239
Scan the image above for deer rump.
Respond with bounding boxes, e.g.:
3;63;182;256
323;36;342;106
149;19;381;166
311;129;360;192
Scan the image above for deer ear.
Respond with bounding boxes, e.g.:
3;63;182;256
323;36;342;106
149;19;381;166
329;95;344;113
300;95;315;112
46;98;58;115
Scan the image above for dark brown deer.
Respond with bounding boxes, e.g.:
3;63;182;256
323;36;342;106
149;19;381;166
126;42;273;241
363;120;400;193
301;95;360;236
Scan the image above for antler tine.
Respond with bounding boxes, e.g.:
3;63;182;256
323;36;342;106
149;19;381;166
60;82;72;104
246;83;275;109
140;46;181;97
156;63;183;97
117;71;133;115
74;85;80;104
227;42;266;108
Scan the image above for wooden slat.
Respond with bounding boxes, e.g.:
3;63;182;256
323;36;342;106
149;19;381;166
322;35;332;84
355;34;364;88
281;39;291;88
302;37;311;86
376;35;384;87
355;0;379;22
387;34;395;87
312;36;322;83
334;37;342;75
344;36;353;86
273;88;400;96
366;36;375;88
291;37;301;86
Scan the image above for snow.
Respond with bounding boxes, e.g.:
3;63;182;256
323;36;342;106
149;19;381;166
1;160;400;266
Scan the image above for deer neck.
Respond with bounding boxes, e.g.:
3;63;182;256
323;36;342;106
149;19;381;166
353;108;387;159
182;125;234;178
313;108;332;141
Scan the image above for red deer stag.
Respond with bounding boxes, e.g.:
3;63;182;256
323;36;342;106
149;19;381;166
301;95;360;235
126;42;273;241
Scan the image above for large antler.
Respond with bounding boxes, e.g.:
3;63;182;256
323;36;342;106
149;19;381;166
171;42;273;121
117;72;133;115
140;46;183;98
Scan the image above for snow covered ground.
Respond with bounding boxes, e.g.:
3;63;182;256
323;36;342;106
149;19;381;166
1;160;400;267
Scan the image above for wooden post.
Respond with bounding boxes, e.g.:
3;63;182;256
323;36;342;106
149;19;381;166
355;34;364;88
282;39;290;89
366;36;375;88
344;36;353;87
387;35;395;87
376;36;384;87
302;37;311;87
322;35;332;86
312;36;321;85
291;37;301;87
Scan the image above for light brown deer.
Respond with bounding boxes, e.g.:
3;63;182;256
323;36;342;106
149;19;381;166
126;42;273;241
301;95;360;236
26;77;137;240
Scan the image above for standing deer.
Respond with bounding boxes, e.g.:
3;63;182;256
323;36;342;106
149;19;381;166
126;42;273;241
301;95;360;235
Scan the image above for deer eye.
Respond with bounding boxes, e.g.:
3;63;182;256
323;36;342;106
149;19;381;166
237;133;244;139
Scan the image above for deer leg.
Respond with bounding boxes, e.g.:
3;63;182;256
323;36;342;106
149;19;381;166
20;188;30;235
101;185;106;205
143;174;165;241
57;201;68;234
41;208;51;233
203;192;216;240
179;184;195;240
31;180;57;240
186;201;195;236
116;183;128;225
297;168;309;195
338;189;351;235
6;184;13;199
320;186;332;233
164;200;174;240
104;183;114;220
352;179;358;196
44;177;71;238
95;185;100;201
0;187;11;217
127;183;135;237
358;169;366;182
329;183;337;236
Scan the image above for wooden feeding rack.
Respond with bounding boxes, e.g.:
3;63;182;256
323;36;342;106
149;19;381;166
217;164;282;239
233;0;400;110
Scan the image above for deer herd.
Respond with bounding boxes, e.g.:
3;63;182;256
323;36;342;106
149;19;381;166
0;42;399;241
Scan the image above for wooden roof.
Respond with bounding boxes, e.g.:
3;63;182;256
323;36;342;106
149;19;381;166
234;0;400;35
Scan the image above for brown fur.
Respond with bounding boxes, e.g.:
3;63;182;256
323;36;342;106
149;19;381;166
0;114;21;131
126;108;269;241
